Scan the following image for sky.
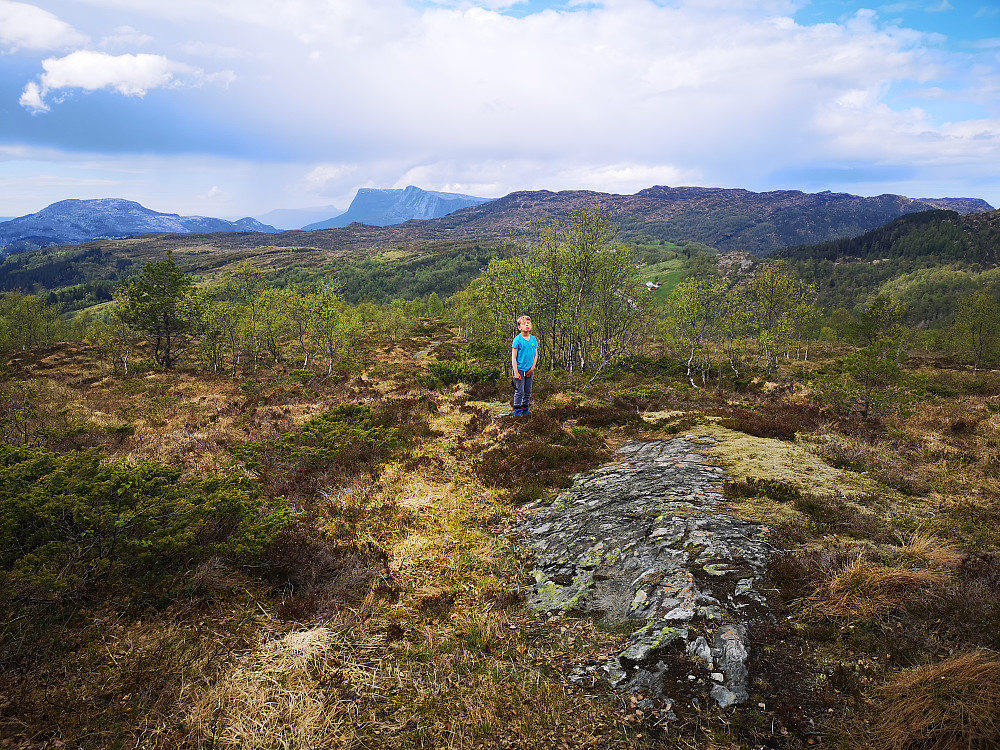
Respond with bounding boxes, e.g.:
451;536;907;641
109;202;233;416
0;0;998;221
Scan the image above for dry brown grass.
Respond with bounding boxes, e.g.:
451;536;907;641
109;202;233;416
898;531;966;569
877;650;1000;750
177;628;345;750
812;553;950;618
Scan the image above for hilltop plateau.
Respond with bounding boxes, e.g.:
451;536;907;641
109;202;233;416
3;320;1000;749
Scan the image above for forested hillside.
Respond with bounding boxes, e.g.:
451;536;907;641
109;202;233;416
778;209;1000;328
0;237;497;312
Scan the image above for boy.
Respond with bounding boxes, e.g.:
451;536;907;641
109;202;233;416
511;315;538;415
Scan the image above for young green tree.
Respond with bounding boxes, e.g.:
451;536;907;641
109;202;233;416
742;262;815;374
426;291;444;317
952;290;1000;371
228;261;267;370
309;282;366;376
666;275;728;386
468;206;650;377
817;293;911;419
119;252;192;368
851;292;907;351
0;292;65;352
89;288;138;374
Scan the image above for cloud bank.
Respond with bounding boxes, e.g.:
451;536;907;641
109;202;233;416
1;0;997;215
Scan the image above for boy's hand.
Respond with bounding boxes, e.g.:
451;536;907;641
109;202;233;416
513;371;521;380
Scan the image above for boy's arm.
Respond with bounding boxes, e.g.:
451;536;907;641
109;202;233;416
512;343;520;379
528;346;538;375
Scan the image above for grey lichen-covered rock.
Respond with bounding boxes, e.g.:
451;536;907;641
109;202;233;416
513;437;776;713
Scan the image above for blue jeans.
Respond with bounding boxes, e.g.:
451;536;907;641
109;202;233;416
514;370;533;409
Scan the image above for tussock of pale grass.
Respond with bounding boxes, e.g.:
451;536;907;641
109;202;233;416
878;651;1000;750
181;627;346;750
814;554;949;618
898;531;965;569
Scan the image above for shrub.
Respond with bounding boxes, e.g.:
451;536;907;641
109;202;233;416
473;414;610;492
723;476;801;503
0;380;41;447
717;403;822;441
425;360;502;386
231;404;400;498
0;445;293;603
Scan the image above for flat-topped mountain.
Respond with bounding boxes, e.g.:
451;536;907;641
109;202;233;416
0;199;278;256
303;186;491;230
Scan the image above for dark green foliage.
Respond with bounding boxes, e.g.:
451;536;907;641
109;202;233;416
908;370;1000;398
552;400;645;429
813;346;906;419
778;210;1000;320
335;245;497;304
119;253;192;368
612;354;689;378
0;244;140;312
231;404;401;497
425;360;502;386
0;445;292;603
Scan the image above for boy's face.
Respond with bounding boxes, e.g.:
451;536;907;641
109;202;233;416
519;317;532;333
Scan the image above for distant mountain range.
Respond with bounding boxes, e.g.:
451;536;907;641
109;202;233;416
412;187;993;256
233;186;987;258
0;187;993;261
253;205;344;231
302;186;491;230
0;199;278;256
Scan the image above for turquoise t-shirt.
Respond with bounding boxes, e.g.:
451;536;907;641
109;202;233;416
512;333;538;372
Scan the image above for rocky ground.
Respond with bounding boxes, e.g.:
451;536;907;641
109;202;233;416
514;436;777;718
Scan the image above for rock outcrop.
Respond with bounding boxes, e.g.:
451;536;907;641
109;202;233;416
515;437;776;716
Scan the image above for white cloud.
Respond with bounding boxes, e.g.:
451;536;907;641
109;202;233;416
18;80;47;111
5;0;999;210
20;50;201;112
0;0;88;51
179;40;247;59
391;159;698;197
101;25;153;49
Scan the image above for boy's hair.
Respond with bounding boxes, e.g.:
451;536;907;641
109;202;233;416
516;315;531;326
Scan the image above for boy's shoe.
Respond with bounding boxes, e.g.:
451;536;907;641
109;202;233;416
513;408;524;415
522;407;530;415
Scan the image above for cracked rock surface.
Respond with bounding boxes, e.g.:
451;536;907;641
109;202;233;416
514;436;776;714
